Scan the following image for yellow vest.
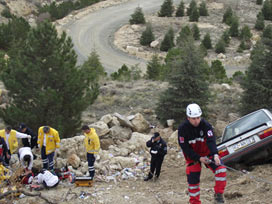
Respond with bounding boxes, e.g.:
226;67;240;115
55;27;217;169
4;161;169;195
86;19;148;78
37;126;60;155
0;129;18;154
84;128;100;154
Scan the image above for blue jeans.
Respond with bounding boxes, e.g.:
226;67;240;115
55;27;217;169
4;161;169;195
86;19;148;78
41;146;55;170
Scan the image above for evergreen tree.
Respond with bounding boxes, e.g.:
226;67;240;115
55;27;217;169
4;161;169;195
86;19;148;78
262;0;272;20
156;38;210;126
215;39;226;53
140;24;155;46
237;40;246;52
110;64;131;81
176;0;185;17
146;55;162;80
0;21;99;138
255;12;265;31
256;0;263;5
229;16;239;37
177;25;192;43
187;0;197;16
160;28;175;51
241;40;272;114
199;1;209;16
210;60;227;82
129;7;146;24
81;50;106;81
221;29;231;46
240;25;252;42
263;24;272;39
158;0;174;17
189;7;199;22
192;24;200;40
222;6;233;25
201;33;212;49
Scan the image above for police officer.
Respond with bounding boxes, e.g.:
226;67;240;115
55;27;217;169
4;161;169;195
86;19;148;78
19;123;38;149
144;132;167;181
178;103;226;204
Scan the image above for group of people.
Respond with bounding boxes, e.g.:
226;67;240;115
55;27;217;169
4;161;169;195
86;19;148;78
0;103;226;203
0;124;101;188
144;103;226;204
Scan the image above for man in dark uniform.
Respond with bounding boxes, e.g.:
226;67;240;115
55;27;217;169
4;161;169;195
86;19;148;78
19;123;38;149
144;132;167;181
178;103;226;204
0;137;9;166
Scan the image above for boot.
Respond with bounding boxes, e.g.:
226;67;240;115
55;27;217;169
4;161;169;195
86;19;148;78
214;193;225;204
144;172;153;181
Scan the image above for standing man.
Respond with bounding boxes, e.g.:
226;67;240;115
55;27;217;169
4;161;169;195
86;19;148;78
178;104;226;204
144;132;167;181
19;123;38;149
82;125;100;180
0;126;31;165
37;126;60;171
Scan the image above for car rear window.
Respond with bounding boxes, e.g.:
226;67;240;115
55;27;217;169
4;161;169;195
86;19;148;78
222;110;271;141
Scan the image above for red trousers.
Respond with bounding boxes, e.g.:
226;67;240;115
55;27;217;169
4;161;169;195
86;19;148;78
186;162;227;204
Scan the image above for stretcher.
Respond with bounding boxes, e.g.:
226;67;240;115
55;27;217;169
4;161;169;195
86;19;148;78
74;176;93;187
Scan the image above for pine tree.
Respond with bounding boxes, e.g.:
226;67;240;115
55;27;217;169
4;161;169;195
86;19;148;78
146;55;162;80
240;25;252;42
210;60;227;82
263;24;272;39
129;7;146;24
241;40;272;114
255;12;265;31
221;29;231;46
156;38;210;126
256;0;263;5
192;24;200;40
222;6;233;25
262;0;272;20
140;24;155;46
0;21;99;138
189;7;199;22
229;16;239;37
81;50;106;81
215;39;226;53
201;33;212;49
160;28;175;51
176;0;185;17
187;0;197;16
199;1;209;16
158;0;174;17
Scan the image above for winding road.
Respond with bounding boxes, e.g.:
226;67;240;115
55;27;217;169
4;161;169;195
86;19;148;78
64;0;181;73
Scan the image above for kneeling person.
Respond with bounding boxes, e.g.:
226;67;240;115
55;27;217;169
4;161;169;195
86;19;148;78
36;170;59;188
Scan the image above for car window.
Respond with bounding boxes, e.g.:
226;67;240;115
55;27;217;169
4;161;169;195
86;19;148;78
222;110;271;141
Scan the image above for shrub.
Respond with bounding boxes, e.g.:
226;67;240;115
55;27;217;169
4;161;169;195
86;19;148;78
129;7;146;24
140;24;155;46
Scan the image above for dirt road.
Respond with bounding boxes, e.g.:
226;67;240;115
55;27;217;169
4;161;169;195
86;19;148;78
63;0;181;73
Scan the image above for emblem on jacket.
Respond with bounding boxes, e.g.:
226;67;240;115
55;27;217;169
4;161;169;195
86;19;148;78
207;130;213;137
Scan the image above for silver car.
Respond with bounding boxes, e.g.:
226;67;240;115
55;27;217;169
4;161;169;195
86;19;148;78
217;109;272;166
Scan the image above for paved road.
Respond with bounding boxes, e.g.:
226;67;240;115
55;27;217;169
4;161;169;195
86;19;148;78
64;0;181;73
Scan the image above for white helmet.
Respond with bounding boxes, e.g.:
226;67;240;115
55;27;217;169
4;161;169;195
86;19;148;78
186;103;202;118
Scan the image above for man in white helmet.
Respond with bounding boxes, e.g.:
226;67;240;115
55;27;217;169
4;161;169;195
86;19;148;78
178;103;226;204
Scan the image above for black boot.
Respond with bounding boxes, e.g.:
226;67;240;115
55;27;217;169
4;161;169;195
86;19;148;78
214;193;225;204
144;173;153;181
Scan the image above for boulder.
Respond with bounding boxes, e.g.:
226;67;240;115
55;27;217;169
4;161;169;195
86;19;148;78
110;156;138;168
100;138;115;150
67;154;81;169
131;113;150;133
113;113;133;128
168;130;179;148
150;40;160;48
110;125;132;140
100;114;113;125
89;121;110;136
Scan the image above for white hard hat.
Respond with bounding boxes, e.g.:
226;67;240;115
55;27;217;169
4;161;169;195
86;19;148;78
186;103;202;118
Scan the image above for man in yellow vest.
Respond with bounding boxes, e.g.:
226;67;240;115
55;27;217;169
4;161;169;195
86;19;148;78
37;126;60;171
0;126;31;165
82;125;100;180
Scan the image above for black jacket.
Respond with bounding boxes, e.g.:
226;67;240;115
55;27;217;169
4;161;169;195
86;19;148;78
21;127;38;149
0;137;8;158
146;136;167;157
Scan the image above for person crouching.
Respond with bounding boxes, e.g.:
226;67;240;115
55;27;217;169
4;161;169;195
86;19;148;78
35;170;59;189
144;132;167;181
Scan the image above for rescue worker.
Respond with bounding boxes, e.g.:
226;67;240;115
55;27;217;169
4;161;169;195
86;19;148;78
18;146;33;172
0;137;9;166
37;126;60;171
144;132;167;181
35;169;59;188
82;125;100;180
178;103;226;204
0;126;31;165
19;123;38;149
